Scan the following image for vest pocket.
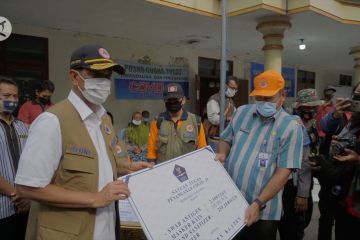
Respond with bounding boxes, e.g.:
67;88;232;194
62;154;96;173
59;154;96;192
38;211;82;239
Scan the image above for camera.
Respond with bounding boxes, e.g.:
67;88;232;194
330;131;360;157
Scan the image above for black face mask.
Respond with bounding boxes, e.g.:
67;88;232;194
324;93;334;101
165;99;182;113
298;109;316;121
39;97;51;105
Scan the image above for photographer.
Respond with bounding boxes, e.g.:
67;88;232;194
320;82;360;239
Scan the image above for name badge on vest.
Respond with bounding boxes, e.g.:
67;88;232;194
66;144;93;158
103;124;111;135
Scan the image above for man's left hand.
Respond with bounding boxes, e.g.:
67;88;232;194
129;161;154;172
334;149;360;163
294;196;308;213
244;203;260;226
11;195;30;213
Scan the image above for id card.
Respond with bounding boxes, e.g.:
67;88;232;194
258;152;270;168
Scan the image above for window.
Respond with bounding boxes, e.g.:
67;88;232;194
297;70;316;91
0;34;48;103
339;74;352;86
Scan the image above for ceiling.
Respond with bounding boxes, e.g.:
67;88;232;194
1;0;360;73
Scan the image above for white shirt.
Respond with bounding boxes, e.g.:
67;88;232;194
207;99;221;125
16;90;116;240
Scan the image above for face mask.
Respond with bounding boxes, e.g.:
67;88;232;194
0;99;18;114
324;93;334;101
165;99;182;113
132;119;142;126
39;96;51;105
256;101;278;117
142;118;150;123
225;88;237;98
298;109;316;121
77;72;111;105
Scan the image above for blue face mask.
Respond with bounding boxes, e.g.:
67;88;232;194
256;101;277;117
0;99;18;114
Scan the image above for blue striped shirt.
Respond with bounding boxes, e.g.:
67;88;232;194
221;104;303;220
0;119;28;219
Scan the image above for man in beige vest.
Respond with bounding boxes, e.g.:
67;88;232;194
147;83;207;164
204;76;238;152
14;44;152;240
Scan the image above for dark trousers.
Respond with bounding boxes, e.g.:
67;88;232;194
278;180;313;240
233;220;278;240
335;206;360;240
0;212;28;240
318;188;339;240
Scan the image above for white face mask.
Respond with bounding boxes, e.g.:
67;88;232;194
76;72;111;105
225;88;237;98
132;119;142;126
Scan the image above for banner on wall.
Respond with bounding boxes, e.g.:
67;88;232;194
250;62;296;97
115;60;189;99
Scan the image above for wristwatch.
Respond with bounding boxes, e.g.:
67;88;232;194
254;198;266;211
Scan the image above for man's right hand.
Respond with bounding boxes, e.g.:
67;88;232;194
333;98;352;118
93;180;130;208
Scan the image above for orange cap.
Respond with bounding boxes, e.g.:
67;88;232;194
249;69;285;97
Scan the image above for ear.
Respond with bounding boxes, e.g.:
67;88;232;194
69;70;80;87
181;97;187;105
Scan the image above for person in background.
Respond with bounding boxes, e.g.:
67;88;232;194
141;110;150;127
319;82;360;240
147;83;207;164
204;76;238;152
125;111;149;162
216;70;303;240
0;78;30;240
18;80;55;125
279;89;324;240
316;85;353;240
316;86;336;138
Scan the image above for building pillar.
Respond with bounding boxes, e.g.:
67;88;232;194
350;46;360;84
256;16;291;73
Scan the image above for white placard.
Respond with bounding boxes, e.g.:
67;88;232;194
123;146;248;240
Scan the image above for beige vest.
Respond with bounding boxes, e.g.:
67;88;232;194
157;112;199;163
28;99;129;240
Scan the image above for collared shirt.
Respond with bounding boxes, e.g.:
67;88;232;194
221;104;303;220
0;118;28;219
206;96;236;125
18;100;52;125
320;110;352;135
147;110;207;160
316;103;335;138
15;90;116;240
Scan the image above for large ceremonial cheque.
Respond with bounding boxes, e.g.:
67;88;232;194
123;146;248;240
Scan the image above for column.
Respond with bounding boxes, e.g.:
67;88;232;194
256;15;292;73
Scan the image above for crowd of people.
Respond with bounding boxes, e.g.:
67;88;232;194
0;44;359;240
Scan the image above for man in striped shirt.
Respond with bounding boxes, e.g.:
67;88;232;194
216;70;303;240
0;78;29;240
